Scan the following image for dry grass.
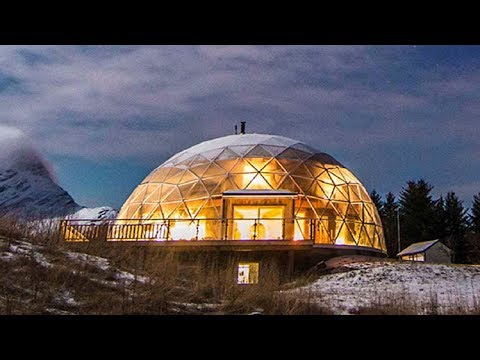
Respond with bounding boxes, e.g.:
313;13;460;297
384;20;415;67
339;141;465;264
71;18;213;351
2;216;480;315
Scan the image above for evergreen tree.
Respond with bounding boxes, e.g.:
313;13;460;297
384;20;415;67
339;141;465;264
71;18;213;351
444;192;468;263
433;195;447;239
471;193;480;234
370;190;384;217
398;179;437;248
382;192;399;257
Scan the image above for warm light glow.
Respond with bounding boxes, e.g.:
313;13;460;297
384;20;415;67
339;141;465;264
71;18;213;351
169;220;206;240
237;262;259;284
233;206;284;240
335;237;345;245
294;211;307;240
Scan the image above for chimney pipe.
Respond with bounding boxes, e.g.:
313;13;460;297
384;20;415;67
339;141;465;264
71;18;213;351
234;125;238;135
240;121;246;134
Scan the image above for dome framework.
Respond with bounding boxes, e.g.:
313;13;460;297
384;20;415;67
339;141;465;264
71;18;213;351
116;134;386;253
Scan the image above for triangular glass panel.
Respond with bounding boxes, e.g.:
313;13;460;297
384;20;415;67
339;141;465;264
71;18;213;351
294;219;307;240
303;196;320;218
203;163;226;178
159;184;176;202
202;148;225;161
185;199;208;219
220;176;241;193
276;158;302;173
338;167;358;184
190;154;210;166
173;203;192;219
148;204;163;220
358;185;371;202
363;203;376;224
348;184;362;202
216;158;240;173
160;203;180;219
277;148;301;160
164;168;185;184
143;186;161;203
317;170;334;185
230;173;255;190
202;176;228;195
178;170;198;184
216;148;240;161
291;149;312;160
292;163;315;179
230;158;256;173
245;173;273;190
316;219;333;244
331;201;348;219
149;167;172;183
130;205;143;220
186;181;209;199
162;187;182;203
178;183;195;198
124;204;141;219
190;163;210;178
347;203;362;220
175;156;196;169
329;168;347;182
334;221;346;244
294;198;308;216
261;158;285;173
309;181;329;199
228;145;255;157
269;173;287;190
304;162;326;179
140;203;157;219
246;157;271;172
278;175;301;192
319;181;334;199
327;170;346;186
199;198;222;219
130;184;148;203
261;145;287;157
335;185;350;202
245;145;272;158
331;187;348;202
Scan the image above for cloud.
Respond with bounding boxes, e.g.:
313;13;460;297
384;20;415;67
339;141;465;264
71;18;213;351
0;45;479;205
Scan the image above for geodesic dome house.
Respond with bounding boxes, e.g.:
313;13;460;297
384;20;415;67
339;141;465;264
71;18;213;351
115;132;386;255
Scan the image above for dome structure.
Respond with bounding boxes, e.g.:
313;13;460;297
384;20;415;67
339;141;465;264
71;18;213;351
117;133;386;253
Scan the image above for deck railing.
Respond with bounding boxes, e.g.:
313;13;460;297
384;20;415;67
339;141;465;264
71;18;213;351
59;218;316;242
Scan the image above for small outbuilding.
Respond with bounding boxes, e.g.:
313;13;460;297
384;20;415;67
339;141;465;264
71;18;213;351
397;239;452;264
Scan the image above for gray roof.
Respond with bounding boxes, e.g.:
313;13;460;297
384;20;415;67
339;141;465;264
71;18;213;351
222;189;298;197
397;239;441;257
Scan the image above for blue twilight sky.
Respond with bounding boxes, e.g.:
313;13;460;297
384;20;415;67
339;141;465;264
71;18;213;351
0;45;479;210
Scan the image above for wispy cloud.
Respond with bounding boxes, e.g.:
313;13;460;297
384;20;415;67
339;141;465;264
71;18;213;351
0;45;479;206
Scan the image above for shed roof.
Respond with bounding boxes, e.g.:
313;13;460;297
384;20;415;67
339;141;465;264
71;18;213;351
397;239;442;257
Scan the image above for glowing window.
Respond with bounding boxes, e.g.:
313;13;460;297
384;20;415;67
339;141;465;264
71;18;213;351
233;206;284;240
237;262;259;284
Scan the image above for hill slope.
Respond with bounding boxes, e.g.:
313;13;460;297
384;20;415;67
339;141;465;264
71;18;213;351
289;256;480;314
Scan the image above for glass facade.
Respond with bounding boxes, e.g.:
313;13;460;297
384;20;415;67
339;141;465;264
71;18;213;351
117;134;386;252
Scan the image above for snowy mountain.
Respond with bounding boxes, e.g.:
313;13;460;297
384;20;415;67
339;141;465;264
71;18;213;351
0;126;116;220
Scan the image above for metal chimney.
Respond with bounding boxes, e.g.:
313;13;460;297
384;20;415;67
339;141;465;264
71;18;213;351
234;125;238;135
240;121;246;134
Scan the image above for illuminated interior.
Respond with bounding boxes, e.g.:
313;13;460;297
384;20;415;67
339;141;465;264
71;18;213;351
237;262;259;284
233;206;284;240
402;253;425;262
116;133;386;252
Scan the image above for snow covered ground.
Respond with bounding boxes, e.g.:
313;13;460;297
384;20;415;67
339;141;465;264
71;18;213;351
289;256;480;315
